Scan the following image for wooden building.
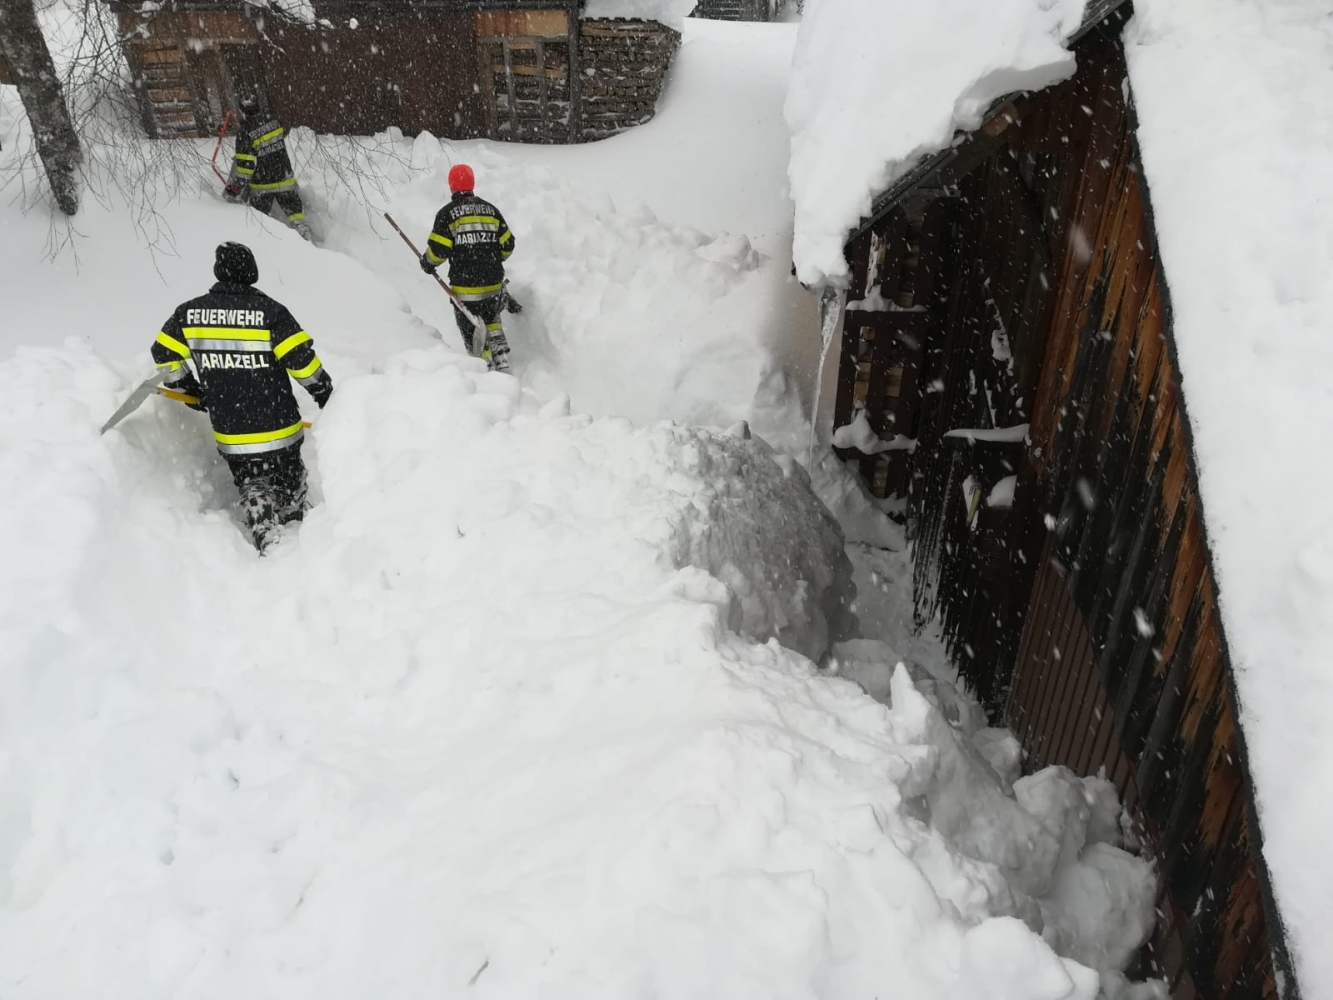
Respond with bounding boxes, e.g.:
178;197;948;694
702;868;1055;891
108;0;679;143
827;3;1298;997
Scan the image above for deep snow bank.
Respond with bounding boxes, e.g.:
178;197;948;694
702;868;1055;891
0;344;1151;998
785;0;1086;285
1125;1;1333;994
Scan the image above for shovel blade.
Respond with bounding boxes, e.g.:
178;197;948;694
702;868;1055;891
100;372;169;435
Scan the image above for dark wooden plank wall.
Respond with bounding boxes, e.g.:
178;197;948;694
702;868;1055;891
263;13;485;137
119;7;492;139
832;16;1294;1000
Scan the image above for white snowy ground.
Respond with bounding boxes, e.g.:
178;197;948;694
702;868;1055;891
1;15;1158;999
1126;2;1333;996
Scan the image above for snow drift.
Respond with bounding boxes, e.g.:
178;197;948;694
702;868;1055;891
785;0;1087;285
1125;0;1333;994
0;343;1154;997
1;12;1159;994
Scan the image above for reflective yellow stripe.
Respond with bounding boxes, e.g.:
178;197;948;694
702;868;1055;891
155;359;184;371
235;153;257;162
498;229;512;243
235;168;255;178
286;212;305;221
214;420;304;446
182;327;269;340
453;283;503;295
501;248;513;258
449;215;500;230
429;232;453;248
273;331;311;359
426;247;445;265
249;177;296;191
288;356;322;380
156;331;191;358
255;127;284;145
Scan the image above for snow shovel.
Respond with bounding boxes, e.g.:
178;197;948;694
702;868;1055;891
382;211;489;359
100;371;170;434
101;379;313;435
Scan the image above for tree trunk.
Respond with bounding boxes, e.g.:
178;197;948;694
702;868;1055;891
0;0;82;215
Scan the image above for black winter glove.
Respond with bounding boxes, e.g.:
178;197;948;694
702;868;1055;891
185;394;208;413
419;253;437;275
308;371;334;410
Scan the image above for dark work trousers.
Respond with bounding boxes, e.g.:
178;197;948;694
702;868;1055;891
225;440;308;552
453;293;511;373
249;187;305;223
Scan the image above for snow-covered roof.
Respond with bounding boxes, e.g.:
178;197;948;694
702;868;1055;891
784;0;1089;287
1125;2;1333;996
581;0;696;28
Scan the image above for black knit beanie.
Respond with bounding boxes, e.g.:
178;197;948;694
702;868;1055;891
214;242;258;285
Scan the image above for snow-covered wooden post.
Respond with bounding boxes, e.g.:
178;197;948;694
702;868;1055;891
0;0;82;215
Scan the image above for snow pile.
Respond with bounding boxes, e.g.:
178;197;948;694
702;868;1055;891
0;343;1151;997
830;410;916;454
785;0;1087;285
582;0;697;28
1125;1;1333;994
0;13;1161;992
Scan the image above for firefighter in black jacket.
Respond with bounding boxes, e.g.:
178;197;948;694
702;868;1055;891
151;243;333;552
224;96;313;242
419;163;515;372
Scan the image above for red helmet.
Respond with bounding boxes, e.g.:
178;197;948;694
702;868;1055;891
448;164;475;193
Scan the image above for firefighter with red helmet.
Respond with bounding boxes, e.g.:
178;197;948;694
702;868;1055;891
420;164;516;372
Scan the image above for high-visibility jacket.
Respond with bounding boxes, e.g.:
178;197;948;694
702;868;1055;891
231;114;296;192
150;282;332;456
423;191;515;299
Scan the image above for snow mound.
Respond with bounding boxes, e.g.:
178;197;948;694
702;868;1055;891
1;344;1147;997
1125;2;1333;994
785;0;1087;285
581;0;697;29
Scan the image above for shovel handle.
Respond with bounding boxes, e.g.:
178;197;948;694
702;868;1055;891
156;387;311;428
382;212;488;347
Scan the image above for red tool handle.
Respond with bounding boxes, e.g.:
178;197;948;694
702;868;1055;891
210;109;239;185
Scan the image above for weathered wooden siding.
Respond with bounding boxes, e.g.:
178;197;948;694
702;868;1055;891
114;5;676;143
116;7;485;139
264;13;485;137
831;13;1295;999
115;11;262;138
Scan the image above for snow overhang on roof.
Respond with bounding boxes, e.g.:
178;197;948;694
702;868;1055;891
580;0;695;27
785;0;1129;288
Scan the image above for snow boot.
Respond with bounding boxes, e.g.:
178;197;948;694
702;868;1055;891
482;330;511;373
242;491;279;553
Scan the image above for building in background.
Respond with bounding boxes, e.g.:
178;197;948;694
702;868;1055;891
107;0;680;143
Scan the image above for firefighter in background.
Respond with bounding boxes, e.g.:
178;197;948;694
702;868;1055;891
150;243;333;553
224;95;313;242
419;164;516;372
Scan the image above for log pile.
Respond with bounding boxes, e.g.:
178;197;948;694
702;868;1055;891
577;19;679;141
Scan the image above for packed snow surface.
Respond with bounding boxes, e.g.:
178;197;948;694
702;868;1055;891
1126;1;1333;994
785;0;1087;285
581;0;697;28
1;13;1159;998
